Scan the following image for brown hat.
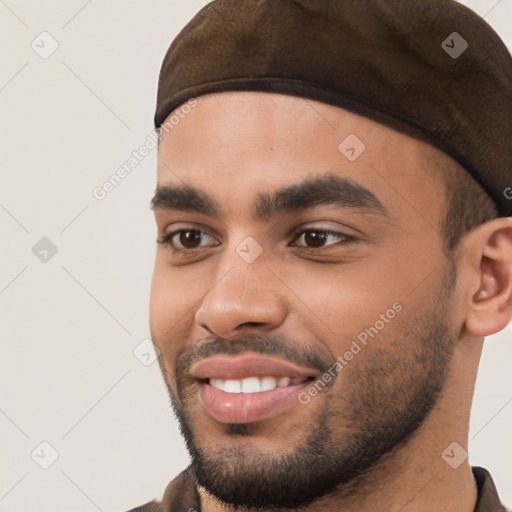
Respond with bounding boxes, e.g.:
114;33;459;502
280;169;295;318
155;0;512;216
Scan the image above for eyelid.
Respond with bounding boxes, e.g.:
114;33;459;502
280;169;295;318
174;230;215;248
289;227;355;249
290;220;359;237
159;221;219;239
157;224;220;250
292;218;364;235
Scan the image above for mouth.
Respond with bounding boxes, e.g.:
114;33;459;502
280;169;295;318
191;354;319;424
206;375;313;393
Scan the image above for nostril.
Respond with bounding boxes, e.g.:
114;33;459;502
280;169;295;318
237;321;265;329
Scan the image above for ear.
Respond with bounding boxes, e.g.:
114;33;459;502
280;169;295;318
463;217;512;337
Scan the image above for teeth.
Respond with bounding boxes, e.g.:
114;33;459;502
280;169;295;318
241;376;260;393
277;376;290;387
209;376;308;393
210;378;223;390
260;376;277;391
224;379;242;393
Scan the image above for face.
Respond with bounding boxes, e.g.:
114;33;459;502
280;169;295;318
150;92;461;509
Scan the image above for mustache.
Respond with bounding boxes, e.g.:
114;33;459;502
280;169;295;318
175;333;334;378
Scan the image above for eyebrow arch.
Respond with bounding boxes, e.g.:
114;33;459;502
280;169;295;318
254;173;389;220
150;173;389;221
151;184;224;219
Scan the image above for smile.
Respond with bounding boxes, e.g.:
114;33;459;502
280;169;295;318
207;376;311;393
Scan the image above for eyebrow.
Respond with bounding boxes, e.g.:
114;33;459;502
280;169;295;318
150;173;389;221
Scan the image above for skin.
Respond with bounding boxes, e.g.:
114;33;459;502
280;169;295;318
150;91;512;512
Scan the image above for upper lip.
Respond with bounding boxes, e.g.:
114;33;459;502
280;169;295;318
190;353;319;381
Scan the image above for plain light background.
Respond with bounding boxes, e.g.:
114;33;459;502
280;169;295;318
0;1;511;511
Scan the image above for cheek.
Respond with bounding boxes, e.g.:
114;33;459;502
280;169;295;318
276;259;405;339
149;258;209;349
150;262;184;350
275;243;438;350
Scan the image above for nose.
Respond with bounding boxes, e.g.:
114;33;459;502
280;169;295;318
195;262;288;339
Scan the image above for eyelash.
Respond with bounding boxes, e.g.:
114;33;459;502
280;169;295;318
157;227;355;254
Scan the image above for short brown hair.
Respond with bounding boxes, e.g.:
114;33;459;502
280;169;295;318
427;150;499;251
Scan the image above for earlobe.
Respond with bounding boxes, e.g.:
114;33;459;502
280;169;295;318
464;219;512;337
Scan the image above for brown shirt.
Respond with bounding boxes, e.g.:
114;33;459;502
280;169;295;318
127;466;508;512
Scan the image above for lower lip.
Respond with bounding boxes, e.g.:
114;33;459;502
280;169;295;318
198;380;312;424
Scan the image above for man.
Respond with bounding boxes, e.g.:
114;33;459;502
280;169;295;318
130;0;512;510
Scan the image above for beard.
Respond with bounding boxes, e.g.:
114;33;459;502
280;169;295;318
157;263;458;511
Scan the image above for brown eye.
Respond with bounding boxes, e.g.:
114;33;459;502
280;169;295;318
158;229;218;251
177;230;204;249
303;231;328;247
293;229;350;249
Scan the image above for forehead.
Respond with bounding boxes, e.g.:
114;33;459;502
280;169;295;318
156;91;447;224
